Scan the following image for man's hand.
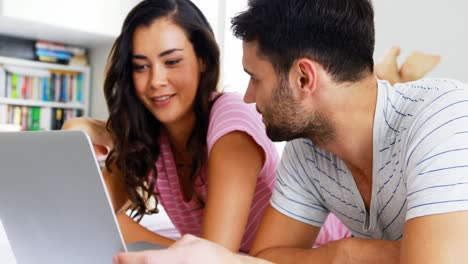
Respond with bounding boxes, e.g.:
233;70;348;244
335;238;400;264
113;235;272;264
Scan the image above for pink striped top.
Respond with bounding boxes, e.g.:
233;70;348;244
313;213;352;248
154;93;279;252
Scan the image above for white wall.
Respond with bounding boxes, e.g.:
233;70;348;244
191;0;221;40
222;1;249;94
89;43;113;118
1;0;139;39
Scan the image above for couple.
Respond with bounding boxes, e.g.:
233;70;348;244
65;0;468;263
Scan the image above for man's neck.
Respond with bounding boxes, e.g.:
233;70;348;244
318;76;379;180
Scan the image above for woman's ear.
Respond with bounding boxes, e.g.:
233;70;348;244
198;58;206;73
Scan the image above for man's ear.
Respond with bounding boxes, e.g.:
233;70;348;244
291;58;318;95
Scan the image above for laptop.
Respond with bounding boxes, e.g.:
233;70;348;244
0;130;165;264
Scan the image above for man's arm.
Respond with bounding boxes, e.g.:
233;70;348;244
400;82;468;263
113;235;273;264
401;211;468;264
250;205;337;263
251;205;400;264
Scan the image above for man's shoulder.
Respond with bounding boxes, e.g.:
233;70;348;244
388;79;468;133
394;78;468;102
396;79;468;167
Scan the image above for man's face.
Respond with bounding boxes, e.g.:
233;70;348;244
242;40;335;144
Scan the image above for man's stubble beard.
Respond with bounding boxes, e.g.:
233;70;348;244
262;77;335;146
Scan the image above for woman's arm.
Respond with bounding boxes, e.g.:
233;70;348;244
63;117;175;246
116;213;175;246
202;131;265;252
103;163;176;247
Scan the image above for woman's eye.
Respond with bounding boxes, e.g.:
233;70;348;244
133;64;148;72
166;59;182;66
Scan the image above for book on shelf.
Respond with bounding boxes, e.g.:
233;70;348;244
1;65;84;103
0;57;88;131
0;35;88;66
35;40;88;66
40;107;52;131
1;105;82;131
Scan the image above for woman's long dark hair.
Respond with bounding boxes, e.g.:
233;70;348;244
104;0;220;221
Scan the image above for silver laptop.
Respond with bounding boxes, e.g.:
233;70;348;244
0;130;165;264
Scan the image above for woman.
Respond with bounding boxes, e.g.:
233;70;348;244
64;0;278;253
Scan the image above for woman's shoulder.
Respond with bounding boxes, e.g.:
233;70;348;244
207;92;280;173
212;92;245;105
207;92;269;148
210;92;257;117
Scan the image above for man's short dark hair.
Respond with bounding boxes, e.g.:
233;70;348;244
231;0;375;82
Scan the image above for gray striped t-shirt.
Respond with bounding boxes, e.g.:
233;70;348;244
271;79;468;240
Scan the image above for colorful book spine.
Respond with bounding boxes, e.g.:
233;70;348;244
77;74;83;103
35;49;73;61
30;107;41;131
42;77;48;101
11;73;18;99
60;74;67;102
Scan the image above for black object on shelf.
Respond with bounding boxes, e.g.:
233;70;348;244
0;34;35;60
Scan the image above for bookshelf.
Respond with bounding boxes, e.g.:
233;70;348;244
0;56;90;131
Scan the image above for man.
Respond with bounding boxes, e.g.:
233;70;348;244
115;0;468;263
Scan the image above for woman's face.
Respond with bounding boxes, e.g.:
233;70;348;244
132;18;203;126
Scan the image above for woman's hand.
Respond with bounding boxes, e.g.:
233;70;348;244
62;117;113;160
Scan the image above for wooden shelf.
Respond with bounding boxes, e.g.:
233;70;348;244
0;98;85;109
0;56;89;73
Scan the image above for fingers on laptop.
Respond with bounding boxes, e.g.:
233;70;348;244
93;144;110;161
